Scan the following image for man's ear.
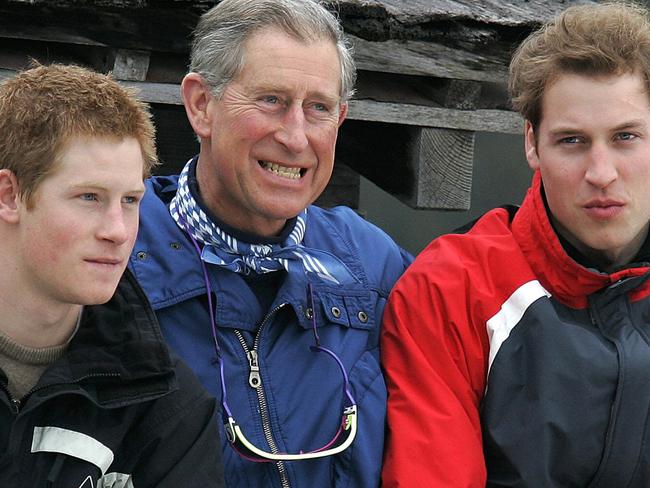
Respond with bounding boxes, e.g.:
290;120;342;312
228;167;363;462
337;102;348;128
0;169;21;223
181;73;215;140
524;120;540;170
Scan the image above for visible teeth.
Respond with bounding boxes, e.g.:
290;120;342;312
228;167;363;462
260;161;301;179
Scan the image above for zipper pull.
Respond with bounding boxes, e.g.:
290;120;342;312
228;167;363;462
247;350;262;388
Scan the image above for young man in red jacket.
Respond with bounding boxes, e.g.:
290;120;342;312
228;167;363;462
382;2;650;486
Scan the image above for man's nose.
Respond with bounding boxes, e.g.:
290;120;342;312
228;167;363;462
584;142;618;189
274;104;309;153
97;203;130;245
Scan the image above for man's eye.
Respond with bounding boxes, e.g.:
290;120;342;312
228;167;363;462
122;196;140;205
263;95;279;104
80;193;97;201
560;136;581;144
617;132;637;141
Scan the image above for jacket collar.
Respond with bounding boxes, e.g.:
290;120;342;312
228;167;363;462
513;171;650;308
131;174;209;308
30;268;176;407
129;176;367;330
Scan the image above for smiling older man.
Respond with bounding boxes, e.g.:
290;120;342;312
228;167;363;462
129;0;412;486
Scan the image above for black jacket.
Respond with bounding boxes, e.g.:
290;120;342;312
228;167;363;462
0;269;225;487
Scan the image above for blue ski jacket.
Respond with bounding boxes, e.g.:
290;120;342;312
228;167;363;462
130;173;411;487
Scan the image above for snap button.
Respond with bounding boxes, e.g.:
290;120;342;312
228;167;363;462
305;308;313;320
136;251;147;260
170;242;182;250
331;306;342;318
357;311;368;323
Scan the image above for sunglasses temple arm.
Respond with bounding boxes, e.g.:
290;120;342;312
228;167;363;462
313;344;355;406
182;224;234;418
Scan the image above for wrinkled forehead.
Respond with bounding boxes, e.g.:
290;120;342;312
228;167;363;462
241;26;342;79
237;27;342;93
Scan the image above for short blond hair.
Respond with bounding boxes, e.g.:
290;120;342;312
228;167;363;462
0;63;158;206
509;1;650;128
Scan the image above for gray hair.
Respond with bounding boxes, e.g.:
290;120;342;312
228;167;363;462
189;0;356;102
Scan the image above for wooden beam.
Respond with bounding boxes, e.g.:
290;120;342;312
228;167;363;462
119;79;524;134
0;68;16;82
332;0;597;26
0;4;198;53
348;99;522;134
111;49;150;82
336;120;473;210
414;128;474;209
350;35;509;83
120;80;182;104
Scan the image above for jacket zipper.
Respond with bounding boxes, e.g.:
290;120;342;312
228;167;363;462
4;373;122;414
0;383;20;414
234;302;291;488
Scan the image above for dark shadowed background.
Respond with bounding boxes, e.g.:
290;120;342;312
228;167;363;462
359;132;531;255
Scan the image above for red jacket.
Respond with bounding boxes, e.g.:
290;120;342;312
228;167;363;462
381;171;650;487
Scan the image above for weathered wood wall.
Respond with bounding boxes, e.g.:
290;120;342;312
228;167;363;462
0;0;596;209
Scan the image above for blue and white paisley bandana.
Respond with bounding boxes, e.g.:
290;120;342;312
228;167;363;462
169;160;358;285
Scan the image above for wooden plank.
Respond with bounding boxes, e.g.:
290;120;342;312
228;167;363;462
413;127;473;209
3;0;212;7
354;71;510;116
350;35;509;82
0;0;600;56
112;49;151;81
333;0;598;26
3;0;595;26
120;80;182;104
0;68;16;82
348;99;522;134
0;4;198;53
0;0;557;212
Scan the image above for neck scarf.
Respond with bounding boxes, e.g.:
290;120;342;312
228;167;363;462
169;160;358;285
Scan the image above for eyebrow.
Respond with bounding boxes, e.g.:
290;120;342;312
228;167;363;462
70;182;146;193
548;119;648;136
611;119;648;131
249;84;341;105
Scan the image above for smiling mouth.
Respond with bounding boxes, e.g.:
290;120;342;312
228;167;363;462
259;161;303;180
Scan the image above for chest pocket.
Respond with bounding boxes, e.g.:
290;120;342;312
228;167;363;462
316;290;376;331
